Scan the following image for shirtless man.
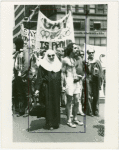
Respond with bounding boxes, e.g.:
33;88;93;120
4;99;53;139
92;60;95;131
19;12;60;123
61;43;83;128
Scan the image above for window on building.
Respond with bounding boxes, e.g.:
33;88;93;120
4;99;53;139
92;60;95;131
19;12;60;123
89;37;107;46
76;5;84;13
93;22;101;30
101;20;107;30
90;20;107;31
74;22;81;31
104;4;107;14
89;38;94;45
72;5;76;12
61;5;66;11
74;20;85;31
96;4;104;14
95;37;101;46
89;5;95;14
101;38;107;46
61;5;65;8
75;37;85;46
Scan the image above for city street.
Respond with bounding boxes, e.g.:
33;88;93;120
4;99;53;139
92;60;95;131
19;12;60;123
13;103;104;142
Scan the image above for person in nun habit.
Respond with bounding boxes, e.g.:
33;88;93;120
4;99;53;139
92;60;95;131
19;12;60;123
35;49;62;130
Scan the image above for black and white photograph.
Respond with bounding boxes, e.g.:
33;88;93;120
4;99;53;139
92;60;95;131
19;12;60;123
1;1;118;149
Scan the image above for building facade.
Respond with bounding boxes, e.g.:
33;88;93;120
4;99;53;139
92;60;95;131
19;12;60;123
13;5;107;48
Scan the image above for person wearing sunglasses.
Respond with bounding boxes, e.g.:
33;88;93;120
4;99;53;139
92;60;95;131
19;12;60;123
83;48;103;117
35;49;61;130
62;43;83;128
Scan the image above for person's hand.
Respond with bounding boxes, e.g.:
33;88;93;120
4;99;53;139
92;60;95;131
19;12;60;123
35;90;39;96
77;75;82;79
82;75;85;80
75;75;82;82
62;87;66;92
22;78;27;82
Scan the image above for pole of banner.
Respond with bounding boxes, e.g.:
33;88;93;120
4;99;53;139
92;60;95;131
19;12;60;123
84;5;89;133
35;6;41;53
28;5;40;22
27;5;40;51
66;5;72;47
20;22;24;40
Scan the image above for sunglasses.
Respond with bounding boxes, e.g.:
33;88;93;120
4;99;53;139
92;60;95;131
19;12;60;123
88;52;94;54
48;54;55;57
73;47;78;49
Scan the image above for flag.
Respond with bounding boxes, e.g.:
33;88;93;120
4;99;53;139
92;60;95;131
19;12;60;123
20;24;36;48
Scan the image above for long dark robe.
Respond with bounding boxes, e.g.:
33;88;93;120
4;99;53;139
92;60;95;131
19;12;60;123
35;65;61;128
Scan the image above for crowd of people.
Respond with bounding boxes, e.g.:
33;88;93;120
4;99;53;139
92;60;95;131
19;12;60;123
12;38;104;130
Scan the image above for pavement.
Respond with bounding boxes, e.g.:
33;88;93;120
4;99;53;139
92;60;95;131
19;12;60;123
13;103;104;142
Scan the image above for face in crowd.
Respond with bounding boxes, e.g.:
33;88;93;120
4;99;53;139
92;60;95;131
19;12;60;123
47;51;55;62
57;47;65;58
75;46;84;58
87;49;95;60
80;51;84;59
72;44;79;57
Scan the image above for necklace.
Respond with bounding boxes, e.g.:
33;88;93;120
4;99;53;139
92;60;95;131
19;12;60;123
69;57;77;79
70;57;76;67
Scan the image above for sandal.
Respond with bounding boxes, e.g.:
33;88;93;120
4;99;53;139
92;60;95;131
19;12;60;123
67;122;76;128
73;120;83;126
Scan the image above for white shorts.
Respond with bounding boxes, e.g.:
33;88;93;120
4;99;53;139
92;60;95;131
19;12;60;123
65;77;82;96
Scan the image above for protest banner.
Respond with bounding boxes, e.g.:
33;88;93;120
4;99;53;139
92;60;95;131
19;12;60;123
20;24;36;48
35;10;75;52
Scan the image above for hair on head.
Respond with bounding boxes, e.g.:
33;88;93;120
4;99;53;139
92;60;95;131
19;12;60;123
14;38;24;51
65;43;75;57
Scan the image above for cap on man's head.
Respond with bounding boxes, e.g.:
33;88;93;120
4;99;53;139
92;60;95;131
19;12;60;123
87;48;95;54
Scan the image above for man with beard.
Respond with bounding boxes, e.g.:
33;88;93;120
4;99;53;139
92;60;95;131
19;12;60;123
84;48;103;116
62;43;83;128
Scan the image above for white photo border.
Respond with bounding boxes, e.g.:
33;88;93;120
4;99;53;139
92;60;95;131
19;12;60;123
0;1;119;149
